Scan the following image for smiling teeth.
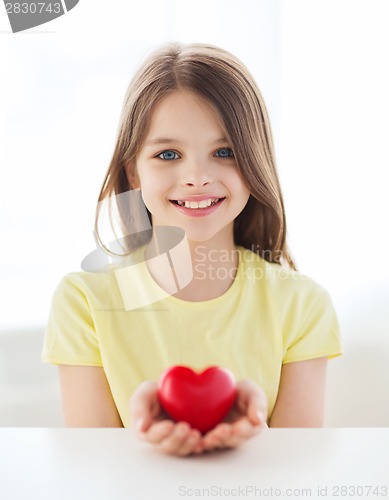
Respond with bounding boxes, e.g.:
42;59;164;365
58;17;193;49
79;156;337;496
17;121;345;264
176;198;219;209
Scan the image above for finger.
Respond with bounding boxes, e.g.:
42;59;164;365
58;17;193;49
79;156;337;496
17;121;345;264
129;381;159;434
214;418;260;450
228;417;259;445
175;429;202;457
203;412;265;451
231;416;257;436
207;423;231;441
236;380;268;426
202;423;232;450
143;419;175;444
158;422;193;455
193;439;205;454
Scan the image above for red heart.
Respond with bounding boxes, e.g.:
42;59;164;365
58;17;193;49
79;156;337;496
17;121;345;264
157;365;237;434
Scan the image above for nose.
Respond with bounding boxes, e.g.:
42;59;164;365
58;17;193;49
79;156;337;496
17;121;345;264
181;158;214;188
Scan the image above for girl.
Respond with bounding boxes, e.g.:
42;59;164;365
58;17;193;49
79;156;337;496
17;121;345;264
42;42;342;456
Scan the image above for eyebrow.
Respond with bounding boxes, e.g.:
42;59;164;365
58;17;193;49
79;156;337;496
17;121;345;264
144;137;229;147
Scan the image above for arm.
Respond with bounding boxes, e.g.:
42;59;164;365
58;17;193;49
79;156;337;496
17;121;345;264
58;365;124;427
269;357;328;427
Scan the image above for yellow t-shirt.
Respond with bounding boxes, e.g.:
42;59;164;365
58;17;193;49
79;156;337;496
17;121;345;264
42;247;342;427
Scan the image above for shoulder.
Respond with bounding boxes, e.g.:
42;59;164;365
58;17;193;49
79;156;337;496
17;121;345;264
55;270;115;294
237;247;332;307
62;245;147;294
237;248;342;361
52;269;123;311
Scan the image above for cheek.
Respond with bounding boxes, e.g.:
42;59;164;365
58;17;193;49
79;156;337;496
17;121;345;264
138;175;169;212
229;171;250;201
235;190;250;214
139;185;156;212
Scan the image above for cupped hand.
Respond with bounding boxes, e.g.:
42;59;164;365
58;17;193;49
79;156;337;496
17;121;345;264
129;381;203;457
129;379;268;456
201;379;268;452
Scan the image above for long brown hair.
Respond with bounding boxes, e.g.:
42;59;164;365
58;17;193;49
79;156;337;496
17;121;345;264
95;42;296;269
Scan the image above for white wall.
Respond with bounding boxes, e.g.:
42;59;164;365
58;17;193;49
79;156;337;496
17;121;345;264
0;0;279;329
277;0;389;387
1;0;388;426
278;0;389;309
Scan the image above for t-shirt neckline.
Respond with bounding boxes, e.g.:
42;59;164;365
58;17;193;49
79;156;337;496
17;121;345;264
142;245;244;308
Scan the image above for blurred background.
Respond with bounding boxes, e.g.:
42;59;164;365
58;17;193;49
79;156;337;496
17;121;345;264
0;0;388;426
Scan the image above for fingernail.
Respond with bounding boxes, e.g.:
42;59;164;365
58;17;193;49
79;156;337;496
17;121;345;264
256;411;265;424
194;443;203;454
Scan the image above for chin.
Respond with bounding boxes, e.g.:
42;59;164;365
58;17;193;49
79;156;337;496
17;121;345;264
185;226;230;245
187;236;213;244
183;229;216;243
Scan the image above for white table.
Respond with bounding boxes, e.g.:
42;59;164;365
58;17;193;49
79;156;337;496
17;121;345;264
0;428;388;500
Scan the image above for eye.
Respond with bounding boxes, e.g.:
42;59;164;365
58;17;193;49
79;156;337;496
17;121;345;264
215;147;234;158
156;150;180;161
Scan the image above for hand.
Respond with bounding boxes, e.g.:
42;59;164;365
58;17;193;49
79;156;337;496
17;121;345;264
129;381;203;457
201;379;268;452
129;379;268;456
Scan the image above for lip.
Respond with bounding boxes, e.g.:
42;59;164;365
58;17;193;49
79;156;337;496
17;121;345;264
170;194;224;203
169;198;225;217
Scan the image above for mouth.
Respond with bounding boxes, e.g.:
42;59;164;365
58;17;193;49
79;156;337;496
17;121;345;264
169;197;225;209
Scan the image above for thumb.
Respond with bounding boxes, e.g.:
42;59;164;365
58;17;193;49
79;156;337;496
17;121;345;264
248;406;267;427
134;416;152;435
238;380;268;426
129;381;158;434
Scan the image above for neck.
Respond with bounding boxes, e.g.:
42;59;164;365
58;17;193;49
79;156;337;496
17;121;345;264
178;239;239;301
153;228;239;301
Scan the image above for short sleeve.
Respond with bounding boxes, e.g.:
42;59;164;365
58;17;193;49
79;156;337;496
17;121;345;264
282;285;343;364
41;274;103;366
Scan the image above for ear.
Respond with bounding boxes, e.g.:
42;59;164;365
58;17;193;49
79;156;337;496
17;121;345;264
125;161;140;189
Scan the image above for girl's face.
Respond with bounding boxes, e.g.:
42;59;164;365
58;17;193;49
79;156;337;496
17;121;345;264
132;90;250;243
